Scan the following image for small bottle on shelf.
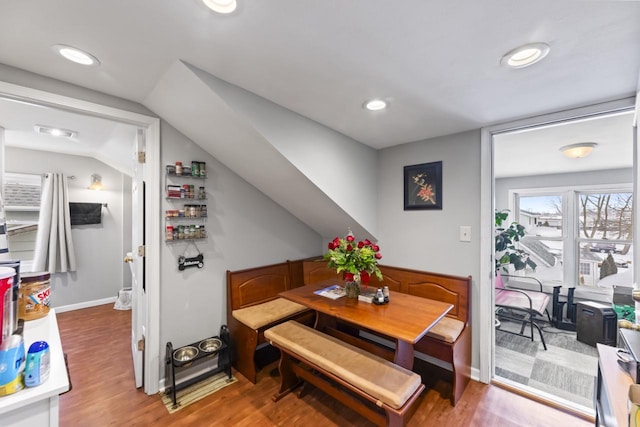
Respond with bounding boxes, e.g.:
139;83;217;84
175;161;183;176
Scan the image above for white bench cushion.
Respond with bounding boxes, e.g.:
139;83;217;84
232;298;308;330
265;321;422;410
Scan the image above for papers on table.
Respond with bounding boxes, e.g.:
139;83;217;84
314;284;345;300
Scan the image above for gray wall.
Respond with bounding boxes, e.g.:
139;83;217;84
5;147;129;307
378;130;482;367
160;122;322;348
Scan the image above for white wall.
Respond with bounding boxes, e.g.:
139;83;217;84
160;122;322;349
5;147;129;307
377;130;482;367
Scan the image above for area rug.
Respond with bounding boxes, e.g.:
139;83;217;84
161;372;238;413
495;320;599;409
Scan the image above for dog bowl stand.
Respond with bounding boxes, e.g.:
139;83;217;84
164;325;232;408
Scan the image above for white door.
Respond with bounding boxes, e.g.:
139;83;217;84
130;128;146;388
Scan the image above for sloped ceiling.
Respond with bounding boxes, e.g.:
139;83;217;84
144;60;378;240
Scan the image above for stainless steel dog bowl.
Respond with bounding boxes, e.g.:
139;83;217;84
198;338;222;353
173;346;198;362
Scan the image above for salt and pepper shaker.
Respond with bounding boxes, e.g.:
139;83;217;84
383;286;390;303
375;288;385;304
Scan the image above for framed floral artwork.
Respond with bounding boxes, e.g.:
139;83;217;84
404;161;442;210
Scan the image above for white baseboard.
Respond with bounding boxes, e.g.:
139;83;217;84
55;296;117;313
471;367;481;383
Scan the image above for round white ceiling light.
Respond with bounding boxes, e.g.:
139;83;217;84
501;42;550;69
53;45;100;66
363;99;388;111
559;142;598;159
202;0;237;14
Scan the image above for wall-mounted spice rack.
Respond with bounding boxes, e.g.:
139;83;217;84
165;161;208;243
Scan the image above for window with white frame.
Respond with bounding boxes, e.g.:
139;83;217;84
2;173;42;262
512;185;633;290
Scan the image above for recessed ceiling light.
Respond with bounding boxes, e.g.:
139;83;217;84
35;125;77;139
53;44;100;66
363;99;388;111
501;42;550;69
559;142;597;159
202;0;237;14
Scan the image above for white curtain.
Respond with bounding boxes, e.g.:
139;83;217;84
33;173;76;273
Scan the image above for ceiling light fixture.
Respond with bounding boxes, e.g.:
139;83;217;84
363;99;388;111
202;0;237;14
34;125;77;139
53;44;100;66
501;42;550;69
559;142;598;159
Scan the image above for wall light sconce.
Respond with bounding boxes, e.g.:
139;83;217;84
89;174;103;190
559;142;598;159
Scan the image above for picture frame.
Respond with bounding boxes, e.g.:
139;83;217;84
403;161;443;210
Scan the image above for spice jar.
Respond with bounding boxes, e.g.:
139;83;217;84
166;225;174;241
175;161;183;176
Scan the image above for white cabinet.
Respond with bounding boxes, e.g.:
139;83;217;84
0;310;70;427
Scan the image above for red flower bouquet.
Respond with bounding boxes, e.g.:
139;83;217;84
324;232;383;289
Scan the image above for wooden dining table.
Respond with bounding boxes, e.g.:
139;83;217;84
279;283;453;370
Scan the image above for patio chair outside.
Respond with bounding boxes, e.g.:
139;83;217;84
495;273;551;350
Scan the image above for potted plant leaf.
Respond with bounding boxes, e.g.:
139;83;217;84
495;209;537;273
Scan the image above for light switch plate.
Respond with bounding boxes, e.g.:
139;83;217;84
459;226;471;242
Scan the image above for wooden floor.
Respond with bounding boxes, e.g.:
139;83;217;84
57;304;593;427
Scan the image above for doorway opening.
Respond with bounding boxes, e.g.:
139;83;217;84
0;82;161;394
480;97;637;417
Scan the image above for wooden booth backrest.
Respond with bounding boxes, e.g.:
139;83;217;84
227;262;292;311
375;266;470;326
301;260;341;285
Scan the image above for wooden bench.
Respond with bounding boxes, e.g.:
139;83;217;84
265;320;425;427
226;262;315;383
301;260;472;406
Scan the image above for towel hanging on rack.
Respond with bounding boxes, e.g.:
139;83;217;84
69;202;103;225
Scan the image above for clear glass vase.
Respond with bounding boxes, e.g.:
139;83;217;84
344;281;360;299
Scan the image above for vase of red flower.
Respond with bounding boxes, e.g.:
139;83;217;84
324;232;383;299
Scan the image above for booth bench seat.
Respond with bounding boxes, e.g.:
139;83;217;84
226;262;314;384
266;321;424;427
